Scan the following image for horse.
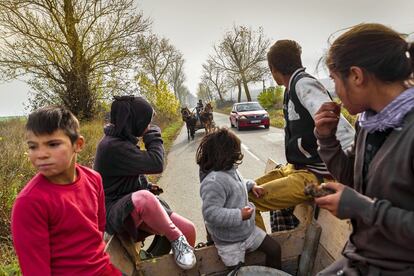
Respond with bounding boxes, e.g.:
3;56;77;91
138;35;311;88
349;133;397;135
199;102;215;134
180;107;197;140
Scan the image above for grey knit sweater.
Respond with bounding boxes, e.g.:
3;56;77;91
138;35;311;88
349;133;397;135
200;168;256;244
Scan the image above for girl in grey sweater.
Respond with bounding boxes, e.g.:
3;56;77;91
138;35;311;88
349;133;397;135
197;128;281;270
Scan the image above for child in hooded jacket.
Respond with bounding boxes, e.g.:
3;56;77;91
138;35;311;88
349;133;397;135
94;96;196;270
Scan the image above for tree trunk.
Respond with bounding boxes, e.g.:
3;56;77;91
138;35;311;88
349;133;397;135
206;86;213;102
64;0;94;119
240;73;251;101
216;88;224;101
63;71;93;120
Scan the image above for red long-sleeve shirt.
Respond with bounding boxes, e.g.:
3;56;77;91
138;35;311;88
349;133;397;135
11;164;119;276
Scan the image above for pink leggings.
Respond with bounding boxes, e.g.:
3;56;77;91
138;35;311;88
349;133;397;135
130;190;196;246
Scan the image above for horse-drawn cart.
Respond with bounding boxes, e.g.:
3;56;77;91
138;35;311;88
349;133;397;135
104;158;352;276
181;103;216;140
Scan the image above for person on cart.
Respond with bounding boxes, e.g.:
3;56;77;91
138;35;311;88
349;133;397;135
196;100;204;120
195;99;204;127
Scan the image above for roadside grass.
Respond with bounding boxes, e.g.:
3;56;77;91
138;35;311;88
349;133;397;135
0;117;24;122
0;115;183;275
267;109;285;128
217;106;232;116
160;120;184;152
0;119;32;276
0;243;20;276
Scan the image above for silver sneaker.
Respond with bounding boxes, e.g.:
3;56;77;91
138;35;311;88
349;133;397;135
171;235;196;270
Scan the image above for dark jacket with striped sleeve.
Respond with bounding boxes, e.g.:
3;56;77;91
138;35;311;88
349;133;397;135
283;68;354;176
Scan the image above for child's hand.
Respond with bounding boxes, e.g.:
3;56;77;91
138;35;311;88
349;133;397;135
241;206;253;220
252;184;265;198
149;184;164;195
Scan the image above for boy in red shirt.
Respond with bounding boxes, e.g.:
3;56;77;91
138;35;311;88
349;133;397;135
11;106;120;276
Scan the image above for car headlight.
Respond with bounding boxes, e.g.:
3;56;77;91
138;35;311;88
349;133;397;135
239;115;247;119
263;114;269;118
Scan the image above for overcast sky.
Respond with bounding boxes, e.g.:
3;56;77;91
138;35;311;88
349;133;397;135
1;0;413;116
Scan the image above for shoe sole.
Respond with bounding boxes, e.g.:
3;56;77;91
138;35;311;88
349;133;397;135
176;257;196;270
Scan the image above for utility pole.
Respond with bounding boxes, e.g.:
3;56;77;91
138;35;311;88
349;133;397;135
237;79;242;103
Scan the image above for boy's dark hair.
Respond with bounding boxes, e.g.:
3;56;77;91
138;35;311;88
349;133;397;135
196;128;243;172
267;40;303;75
327;23;413;82
26;106;80;144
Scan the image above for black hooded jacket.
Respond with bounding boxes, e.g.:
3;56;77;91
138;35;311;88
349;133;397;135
94;125;164;236
93;96;165;238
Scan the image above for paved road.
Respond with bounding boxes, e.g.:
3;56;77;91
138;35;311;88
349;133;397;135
157;112;286;244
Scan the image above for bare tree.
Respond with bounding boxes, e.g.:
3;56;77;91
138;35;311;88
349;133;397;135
211;25;270;101
176;85;190;105
180;88;196;107
167;52;186;98
137;33;180;88
0;0;151;119
196;82;213;103
223;73;242;102
201;59;228;101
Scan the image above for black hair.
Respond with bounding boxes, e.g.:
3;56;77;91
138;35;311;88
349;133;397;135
267;40;303;75
26;106;80;144
327;23;414;82
196;128;243;172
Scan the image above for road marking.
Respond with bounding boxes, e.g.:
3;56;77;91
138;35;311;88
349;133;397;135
241;143;260;161
263;132;284;144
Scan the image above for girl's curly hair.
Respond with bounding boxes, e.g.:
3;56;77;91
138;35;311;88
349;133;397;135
196;127;243;172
